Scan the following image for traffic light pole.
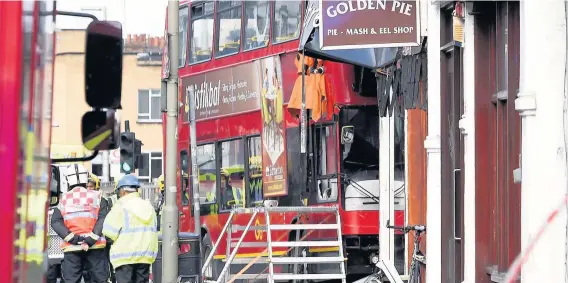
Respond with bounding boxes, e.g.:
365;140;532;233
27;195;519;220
162;1;180;283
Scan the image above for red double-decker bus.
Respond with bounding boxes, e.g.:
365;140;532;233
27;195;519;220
161;0;405;280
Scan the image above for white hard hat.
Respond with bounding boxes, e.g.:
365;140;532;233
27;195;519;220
64;164;89;188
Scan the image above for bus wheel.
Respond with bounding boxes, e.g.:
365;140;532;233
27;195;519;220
202;233;218;280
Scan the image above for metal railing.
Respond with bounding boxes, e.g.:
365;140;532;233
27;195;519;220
203;204;346;283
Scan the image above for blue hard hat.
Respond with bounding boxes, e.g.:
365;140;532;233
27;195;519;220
116;174;141;192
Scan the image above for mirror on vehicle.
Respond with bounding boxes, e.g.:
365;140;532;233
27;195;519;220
50;165;60;206
341;126;355;145
85;20;123;109
81;110;120;151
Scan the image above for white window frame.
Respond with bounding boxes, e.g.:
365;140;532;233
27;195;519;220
138;151;163;183
138;89;162;123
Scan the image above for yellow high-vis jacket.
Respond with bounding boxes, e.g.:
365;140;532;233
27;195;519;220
102;192;158;269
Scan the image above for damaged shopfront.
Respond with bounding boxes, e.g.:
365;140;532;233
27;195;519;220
298;0;428;278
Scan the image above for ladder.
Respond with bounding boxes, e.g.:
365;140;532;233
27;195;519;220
203;204;347;283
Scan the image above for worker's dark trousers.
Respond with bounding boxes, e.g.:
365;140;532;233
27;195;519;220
47;263;64;283
62;248;109;283
107;245;116;283
83;246;115;283
115;264;150;283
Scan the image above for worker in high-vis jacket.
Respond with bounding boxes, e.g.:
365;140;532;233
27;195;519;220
102;174;158;283
85;173;116;283
51;164;109;283
155;174;164;230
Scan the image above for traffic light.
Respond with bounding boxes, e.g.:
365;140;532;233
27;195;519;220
120;132;136;173
134;139;143;169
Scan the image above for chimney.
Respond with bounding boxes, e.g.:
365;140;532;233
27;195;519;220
152;37;159;49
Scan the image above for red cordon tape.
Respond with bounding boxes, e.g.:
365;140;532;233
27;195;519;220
503;194;568;283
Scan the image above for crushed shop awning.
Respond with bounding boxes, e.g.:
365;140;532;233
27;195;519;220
376;52;428;118
299;0;428;117
299;0;399;69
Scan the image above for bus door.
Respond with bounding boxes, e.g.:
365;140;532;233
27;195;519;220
307;123;339;240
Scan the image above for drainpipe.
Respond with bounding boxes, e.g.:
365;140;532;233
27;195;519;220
424;1;442;283
515;1;568;282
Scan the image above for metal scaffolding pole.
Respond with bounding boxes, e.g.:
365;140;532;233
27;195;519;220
162;1;179;282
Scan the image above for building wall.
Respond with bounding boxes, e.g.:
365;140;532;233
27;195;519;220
51;30;164;182
461;7;476;283
426;2;568;283
516;1;568;282
425;1;442;282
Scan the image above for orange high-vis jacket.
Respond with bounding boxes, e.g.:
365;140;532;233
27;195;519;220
59;187;106;251
287;52;334;122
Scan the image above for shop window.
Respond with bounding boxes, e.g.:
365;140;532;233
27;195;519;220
197;144;217;204
215;0;242;57
179;6;189;67
180;150;190;206
247;136;263;207
315;125;338;202
244;1;269;50
219;139;245;210
272;1;301;44
189;1;214;64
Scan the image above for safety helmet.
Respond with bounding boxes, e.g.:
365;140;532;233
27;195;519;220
116;174;141;193
220;168;229;176
158;174;164;191
64;164;89;189
87;173;100;190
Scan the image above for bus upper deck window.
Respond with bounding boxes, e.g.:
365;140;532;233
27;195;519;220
190;1;214;64
215;0;242;57
272;1;302;44
244;1;269;51
179;6;189;67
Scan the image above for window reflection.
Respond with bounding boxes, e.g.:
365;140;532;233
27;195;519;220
220;139;245;210
273;1;302;43
179;6;189;67
244;1;269;50
247;136;263;207
180;150;190;206
215;0;241;57
316;125;338;202
197;144;216;204
190;1;214;64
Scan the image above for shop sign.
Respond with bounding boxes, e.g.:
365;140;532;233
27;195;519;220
320;0;421;50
